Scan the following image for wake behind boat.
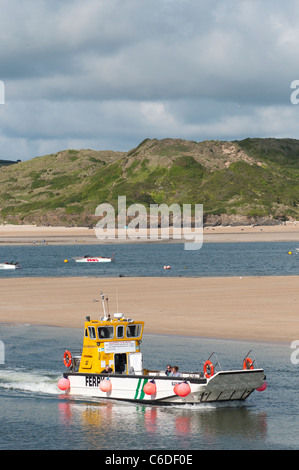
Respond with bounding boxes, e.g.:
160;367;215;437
0;261;22;270
58;292;267;405
73;254;115;263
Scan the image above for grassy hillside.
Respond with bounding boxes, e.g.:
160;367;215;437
0;138;299;226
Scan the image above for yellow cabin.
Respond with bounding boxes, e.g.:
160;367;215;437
77;313;145;375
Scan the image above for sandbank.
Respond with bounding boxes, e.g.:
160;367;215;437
0;223;299;244
0;276;298;343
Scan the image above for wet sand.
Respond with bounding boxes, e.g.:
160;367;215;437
0;276;297;343
0;223;299;244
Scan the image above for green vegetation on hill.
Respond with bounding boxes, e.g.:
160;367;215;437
0;138;299;226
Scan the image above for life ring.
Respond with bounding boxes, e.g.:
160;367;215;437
204;360;214;378
243;357;254;370
63;350;72;368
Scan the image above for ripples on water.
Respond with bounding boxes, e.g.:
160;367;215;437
0;325;298;450
0;241;299;278
0;242;298;450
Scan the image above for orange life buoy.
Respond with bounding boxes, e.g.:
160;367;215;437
204;360;214;378
63;350;72;368
243;357;254;370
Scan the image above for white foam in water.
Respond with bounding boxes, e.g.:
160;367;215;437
0;367;61;395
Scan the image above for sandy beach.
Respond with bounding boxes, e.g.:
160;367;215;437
0;224;298;343
0;275;298;343
0;222;299;244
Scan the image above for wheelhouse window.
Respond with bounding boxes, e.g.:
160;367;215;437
126;324;142;338
116;325;124;339
97;326;114;339
88;326;96;339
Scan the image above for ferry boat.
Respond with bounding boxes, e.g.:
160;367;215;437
58;293;267;404
73;254;115;263
0;261;22;270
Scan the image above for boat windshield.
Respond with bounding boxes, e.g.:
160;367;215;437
116;325;124;338
98;326;114;339
126;324;142;338
88;326;96;339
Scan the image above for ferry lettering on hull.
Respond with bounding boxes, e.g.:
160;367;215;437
85;376;103;387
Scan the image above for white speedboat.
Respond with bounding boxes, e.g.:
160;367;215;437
58;293;267;405
0;261;22;270
73;254;115;263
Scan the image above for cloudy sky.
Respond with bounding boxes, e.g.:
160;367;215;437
1;0;299;161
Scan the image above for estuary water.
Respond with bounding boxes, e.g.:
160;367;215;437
0;242;298;452
0;241;299;278
0;325;298;451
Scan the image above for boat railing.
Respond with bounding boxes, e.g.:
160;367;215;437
204;352;222;373
242;349;259;369
180;371;205;379
147;370;167;377
147;370;204;379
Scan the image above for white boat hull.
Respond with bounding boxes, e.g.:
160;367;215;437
64;369;265;405
74;257;113;263
0;263;21;270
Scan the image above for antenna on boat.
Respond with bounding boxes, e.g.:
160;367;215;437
100;291;107;318
106;295;110;319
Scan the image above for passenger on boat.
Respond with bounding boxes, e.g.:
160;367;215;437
170;366;180;377
165;364;172;376
101;365;112;374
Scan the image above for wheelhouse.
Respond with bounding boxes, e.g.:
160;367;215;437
78;312;144;375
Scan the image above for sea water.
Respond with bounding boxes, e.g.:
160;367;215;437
0;325;298;451
0;242;298;452
0;241;299;278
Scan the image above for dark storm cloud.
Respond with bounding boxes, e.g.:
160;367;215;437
0;0;298;159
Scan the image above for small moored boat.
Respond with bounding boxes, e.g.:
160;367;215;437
58;293;267;405
73;254;115;263
0;261;22;270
